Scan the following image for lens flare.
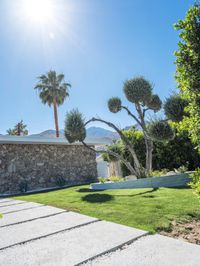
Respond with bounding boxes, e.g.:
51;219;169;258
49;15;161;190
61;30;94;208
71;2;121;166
22;0;54;23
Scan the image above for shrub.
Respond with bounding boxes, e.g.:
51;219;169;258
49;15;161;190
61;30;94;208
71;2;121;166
55;176;66;187
105;143;123;162
190;169;200;198
19;180;28;193
148;169;169;177
174;164;188;174
98;177;107;183
103;128;200;177
108;176;123;182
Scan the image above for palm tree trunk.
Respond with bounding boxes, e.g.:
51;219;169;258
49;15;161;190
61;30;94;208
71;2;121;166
53;96;59;138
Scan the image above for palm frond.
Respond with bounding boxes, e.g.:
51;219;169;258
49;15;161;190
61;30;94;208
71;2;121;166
35;71;70;106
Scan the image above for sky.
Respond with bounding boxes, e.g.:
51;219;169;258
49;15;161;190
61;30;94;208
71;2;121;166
0;0;195;134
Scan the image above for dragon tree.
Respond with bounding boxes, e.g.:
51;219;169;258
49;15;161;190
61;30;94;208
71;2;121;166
64;76;174;178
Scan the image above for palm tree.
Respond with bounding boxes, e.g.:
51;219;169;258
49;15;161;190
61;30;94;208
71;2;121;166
34;71;71;138
7;120;28;136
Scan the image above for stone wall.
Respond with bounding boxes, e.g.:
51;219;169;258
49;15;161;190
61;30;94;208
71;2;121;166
0;143;97;194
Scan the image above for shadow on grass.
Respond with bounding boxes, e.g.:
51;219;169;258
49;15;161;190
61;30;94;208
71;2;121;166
82;193;113;203
166;186;190;189
142;195;157;198
77;188;104;193
115;188;159;198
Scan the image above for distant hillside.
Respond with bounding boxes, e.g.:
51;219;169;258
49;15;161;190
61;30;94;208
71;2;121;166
2;125;138;143
28;127;119;144
86;127;119;139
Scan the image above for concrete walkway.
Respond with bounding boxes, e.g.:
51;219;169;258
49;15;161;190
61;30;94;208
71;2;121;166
0;199;200;266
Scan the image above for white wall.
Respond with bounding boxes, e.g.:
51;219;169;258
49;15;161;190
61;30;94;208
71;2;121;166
97;158;109;178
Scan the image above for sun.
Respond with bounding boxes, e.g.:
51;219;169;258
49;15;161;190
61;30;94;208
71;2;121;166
22;0;54;24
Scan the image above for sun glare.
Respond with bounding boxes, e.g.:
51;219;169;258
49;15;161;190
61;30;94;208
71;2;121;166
22;0;54;23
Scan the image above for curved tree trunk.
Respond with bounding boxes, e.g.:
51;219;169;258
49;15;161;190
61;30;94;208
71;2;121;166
145;137;153;174
53;96;59;138
85;118;145;178
81;141;137;176
135;103;154;176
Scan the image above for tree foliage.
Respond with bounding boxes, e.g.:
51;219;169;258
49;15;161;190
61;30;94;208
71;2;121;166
164;94;188;122
108;76;168;174
35;71;71;107
65;76;176;178
35;70;71;137
108;97;122;113
123;77;153;104
146;94;162;112
64;109;86;143
174;3;200;151
190;169;200;198
105;128;200;176
102;143;123;162
148;120;175;142
7;120;28;136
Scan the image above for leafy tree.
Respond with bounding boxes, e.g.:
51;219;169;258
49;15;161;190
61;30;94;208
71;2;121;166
7;120;28;136
153;126;200;171
190;169;200;198
108;76;172;174
164;95;188;122
105;128;200;177
64;77;174;178
65;109;138;176
35;70;71;138
174;3;200;151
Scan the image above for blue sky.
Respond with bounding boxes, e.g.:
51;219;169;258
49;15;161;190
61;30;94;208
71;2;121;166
0;0;195;134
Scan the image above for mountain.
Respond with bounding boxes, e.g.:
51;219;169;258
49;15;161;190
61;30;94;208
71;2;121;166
29;130;60;138
86;127;119;139
28;127;119;144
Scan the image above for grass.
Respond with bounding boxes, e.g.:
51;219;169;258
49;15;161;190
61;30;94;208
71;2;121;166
14;185;200;233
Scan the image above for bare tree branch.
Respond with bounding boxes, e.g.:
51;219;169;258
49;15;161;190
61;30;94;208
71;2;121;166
121;106;143;128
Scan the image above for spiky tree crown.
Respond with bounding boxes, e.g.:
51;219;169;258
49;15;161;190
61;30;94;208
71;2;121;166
148;120;175;142
123;77;152;104
146;94;162;112
164;95;188;122
64;109;86;143
108;97;122;113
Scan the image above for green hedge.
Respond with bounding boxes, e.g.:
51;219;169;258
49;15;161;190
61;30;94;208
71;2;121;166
104;128;200;176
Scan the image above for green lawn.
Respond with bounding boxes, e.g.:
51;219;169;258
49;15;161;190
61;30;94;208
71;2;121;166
14;186;200;233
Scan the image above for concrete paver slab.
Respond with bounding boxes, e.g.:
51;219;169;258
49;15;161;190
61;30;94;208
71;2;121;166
0;220;146;266
87;234;200;266
0;205;65;227
0;202;43;214
0;211;98;249
0;199;13;204
0;200;28;207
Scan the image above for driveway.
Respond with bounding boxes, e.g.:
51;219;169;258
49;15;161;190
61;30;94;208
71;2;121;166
0;198;200;265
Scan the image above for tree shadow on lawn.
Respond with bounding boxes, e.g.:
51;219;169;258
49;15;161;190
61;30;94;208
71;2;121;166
142;195;157;198
166;186;190;189
114;188;159;198
82;193;113;203
77;188;105;193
